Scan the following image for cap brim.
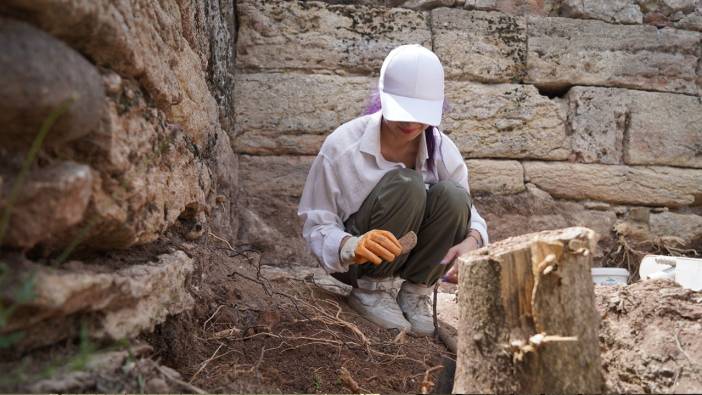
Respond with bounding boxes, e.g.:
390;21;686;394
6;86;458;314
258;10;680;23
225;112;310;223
380;91;443;126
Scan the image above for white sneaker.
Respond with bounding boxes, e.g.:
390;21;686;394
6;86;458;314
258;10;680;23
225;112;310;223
347;277;412;332
397;281;435;336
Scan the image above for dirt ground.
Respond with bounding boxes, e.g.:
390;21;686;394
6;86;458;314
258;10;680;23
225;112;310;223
596;280;702;394
145;233;451;394
2;232;701;394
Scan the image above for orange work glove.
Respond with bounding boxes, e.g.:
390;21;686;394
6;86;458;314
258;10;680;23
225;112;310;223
352;229;402;265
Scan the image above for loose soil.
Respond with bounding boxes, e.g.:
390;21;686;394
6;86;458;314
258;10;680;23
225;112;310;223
145;233;451;394
596;280;702;394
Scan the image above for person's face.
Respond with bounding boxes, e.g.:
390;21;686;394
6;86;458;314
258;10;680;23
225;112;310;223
382;119;427;143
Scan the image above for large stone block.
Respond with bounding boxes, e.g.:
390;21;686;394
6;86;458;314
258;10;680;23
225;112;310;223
444;82;570;160
239;155;313;197
566;87;702;167
464;0;559;15
527;16;701;95
1;162;93;249
559;0;643;24
523;162;702;207
0;17;105;151
236;0;431;74
466;159;525;194
234;73;373;155
432;8;527;82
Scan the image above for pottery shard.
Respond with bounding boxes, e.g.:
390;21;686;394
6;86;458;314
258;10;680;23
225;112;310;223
0;17;104;150
1;162;93;249
3;251;194;342
527;16;701;95
236;0;431;73
466;159;525;195
566;86;702;167
523;161;702;207
234;73;373;155
443;82;570;160
432;8;527;82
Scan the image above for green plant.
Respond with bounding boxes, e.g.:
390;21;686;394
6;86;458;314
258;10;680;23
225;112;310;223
312;374;322;391
0;262;35;349
0;97;75;247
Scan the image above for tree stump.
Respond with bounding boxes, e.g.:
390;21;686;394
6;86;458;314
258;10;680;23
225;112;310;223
453;227;605;394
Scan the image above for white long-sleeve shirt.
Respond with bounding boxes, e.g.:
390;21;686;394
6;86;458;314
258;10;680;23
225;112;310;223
298;111;489;274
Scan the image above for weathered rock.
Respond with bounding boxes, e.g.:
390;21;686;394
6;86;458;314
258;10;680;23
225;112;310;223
2;251;194;347
402;0;456;9
238;155;317;265
559;0;644;24
464;0;559;15
523;162;702;207
0;17;105;150
1;0;222;148
67;98;212;251
1;162;93;249
466;159;525;195
444;82;570;160
239;155;313;197
178;0;237;133
527;16;701;95
649;211;702;245
432;8;527;82
566;86;702;167
236;0;431;74
234;73;372;155
475;187;618;257
638;0;702;31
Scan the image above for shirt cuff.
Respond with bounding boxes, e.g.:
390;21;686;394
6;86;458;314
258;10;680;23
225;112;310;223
321;228;352;274
470;223;489;247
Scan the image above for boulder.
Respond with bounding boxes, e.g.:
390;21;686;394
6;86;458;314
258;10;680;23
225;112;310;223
0;17;105;151
432;8;527;82
527;16;701;95
444;82;570;160
236;0;431;74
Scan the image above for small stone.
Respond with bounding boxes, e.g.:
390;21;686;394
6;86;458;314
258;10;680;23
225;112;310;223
145;378;170;393
103;72;123;95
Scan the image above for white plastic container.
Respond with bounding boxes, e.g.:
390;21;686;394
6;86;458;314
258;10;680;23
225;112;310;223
592;268;629;285
640;255;702;291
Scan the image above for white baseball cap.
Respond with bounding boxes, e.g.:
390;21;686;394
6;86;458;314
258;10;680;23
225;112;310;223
379;44;445;126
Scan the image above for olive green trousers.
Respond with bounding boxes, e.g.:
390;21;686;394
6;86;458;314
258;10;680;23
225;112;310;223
332;168;471;287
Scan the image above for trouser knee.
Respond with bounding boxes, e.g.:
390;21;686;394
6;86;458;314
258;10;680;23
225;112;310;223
426;181;472;215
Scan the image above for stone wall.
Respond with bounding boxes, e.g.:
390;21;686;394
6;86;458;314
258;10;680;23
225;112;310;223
0;0;238;351
234;0;702;264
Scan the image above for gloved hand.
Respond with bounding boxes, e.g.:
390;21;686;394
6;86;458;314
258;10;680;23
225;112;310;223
340;229;402;266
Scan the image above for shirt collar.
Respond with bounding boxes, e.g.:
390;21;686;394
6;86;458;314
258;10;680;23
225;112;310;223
360;111;431;169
